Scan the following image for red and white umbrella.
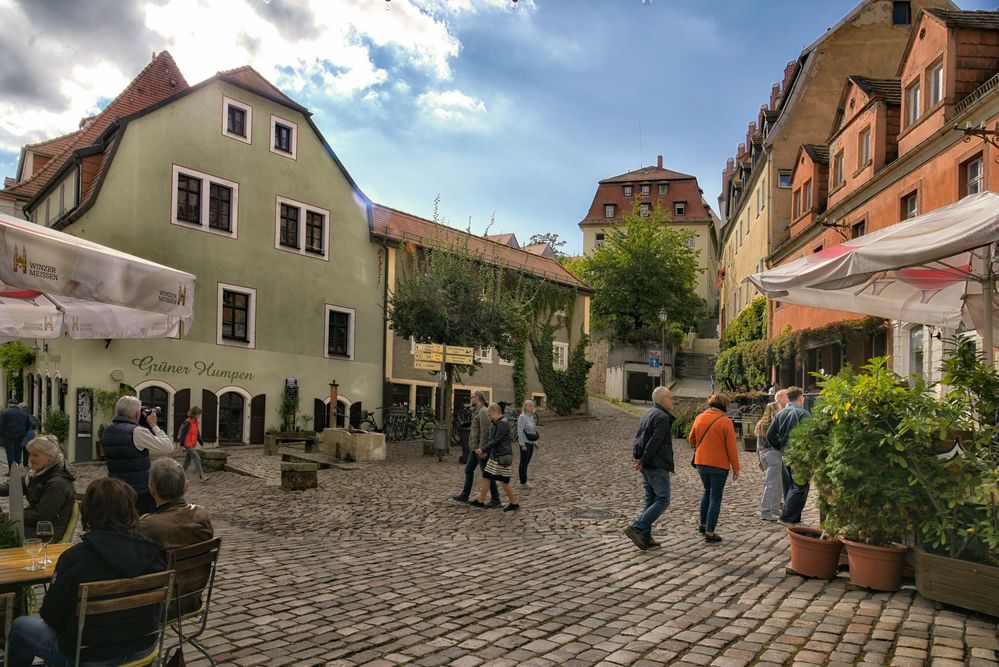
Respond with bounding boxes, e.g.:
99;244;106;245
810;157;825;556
0;213;195;341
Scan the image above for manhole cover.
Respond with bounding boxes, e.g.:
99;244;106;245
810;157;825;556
567;508;620;520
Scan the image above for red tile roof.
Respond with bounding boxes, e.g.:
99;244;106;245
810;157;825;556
600;165;696;183
2;51;188;206
217;66;308;114
23;129;82;158
370;205;591;292
849;76;902;106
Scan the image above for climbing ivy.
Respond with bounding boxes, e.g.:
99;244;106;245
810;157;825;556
530;324;590;415
720;296;767;351
512;342;528;407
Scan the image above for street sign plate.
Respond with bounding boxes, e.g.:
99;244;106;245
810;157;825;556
415;351;443;363
445;353;474;365
446;345;475;356
414;360;440;371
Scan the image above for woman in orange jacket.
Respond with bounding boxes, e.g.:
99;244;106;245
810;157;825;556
689;394;741;543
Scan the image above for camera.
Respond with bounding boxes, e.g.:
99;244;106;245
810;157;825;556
140;406;161;429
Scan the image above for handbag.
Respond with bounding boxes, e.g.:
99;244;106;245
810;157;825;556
525;430;540;442
690;413;725;468
497;453;513;466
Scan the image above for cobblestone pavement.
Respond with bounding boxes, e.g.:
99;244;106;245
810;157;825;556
70;399;999;666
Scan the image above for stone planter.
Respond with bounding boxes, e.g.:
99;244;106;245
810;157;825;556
320;428;385;462
281;462;318;490
787;526;843;580
840;537;908;592
914;547;999;617
199;449;228;472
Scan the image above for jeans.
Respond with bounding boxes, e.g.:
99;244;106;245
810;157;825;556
759;449;784;518
518;443;534;484
696;465;729;533
183;446;205;476
461;451;498;499
632;468;671;537
781;464;810;523
8;615;153;667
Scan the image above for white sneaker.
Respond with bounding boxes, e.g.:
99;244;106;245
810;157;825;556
520;482;531;488
761;515;779;522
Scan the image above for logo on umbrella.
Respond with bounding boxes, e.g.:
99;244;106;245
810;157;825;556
178;284;187;306
43;316;54;331
12;246;27;274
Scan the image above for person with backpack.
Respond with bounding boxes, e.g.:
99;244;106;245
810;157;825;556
765;386;811;525
689;394;740;543
177;406;207;482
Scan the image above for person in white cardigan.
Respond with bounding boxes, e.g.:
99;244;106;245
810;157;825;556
517;400;539;487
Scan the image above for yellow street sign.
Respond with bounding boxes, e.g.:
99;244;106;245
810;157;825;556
415;351;443;363
414;360;440;371
445;345;475;356
444;353;474;365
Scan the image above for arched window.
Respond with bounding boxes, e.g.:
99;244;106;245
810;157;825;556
909;324;925;379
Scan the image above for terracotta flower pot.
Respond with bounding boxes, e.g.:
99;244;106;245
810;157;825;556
840;537;908;591
787;526;843;579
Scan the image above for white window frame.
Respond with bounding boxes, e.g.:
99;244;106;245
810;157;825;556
595;233;606;248
639;203;651;216
171;164;239;239
475;347;492;364
325;304;356;360
859;127;871;166
604;204;615;218
674;201;686;216
966;157;984;196
217;283;256;349
906;81;921;126
623;185;633;197
777;171;792;188
640;184;650;196
904;192;919;219
658;183;668;195
274;196;330;260
804;179;812;211
270;114;298;159
833;151;845;186
222;96;252;144
552;342;569;371
929;62;944;108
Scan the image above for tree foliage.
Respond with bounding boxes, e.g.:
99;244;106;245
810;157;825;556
576;200;703;343
527;233;567;258
0;342;35;401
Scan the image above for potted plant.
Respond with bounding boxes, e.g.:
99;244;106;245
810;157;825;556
909;337;999;615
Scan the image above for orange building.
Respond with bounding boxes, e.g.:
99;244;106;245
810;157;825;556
770;7;999;384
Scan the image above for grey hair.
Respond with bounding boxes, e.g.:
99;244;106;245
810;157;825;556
651;386;672;404
27;435;63;463
486;402;502;415
116;395;141;418
149;457;186;501
472;390;488;404
18;402;27;410
522;399;535;411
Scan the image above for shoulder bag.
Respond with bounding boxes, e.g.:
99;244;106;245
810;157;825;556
689;413;725;468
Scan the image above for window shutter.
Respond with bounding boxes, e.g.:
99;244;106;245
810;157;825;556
173;389;190;437
201;390;218;443
314;398;327;431
250;394;266;444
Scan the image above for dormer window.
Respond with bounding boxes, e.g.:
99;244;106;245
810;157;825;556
906;81;921;127
674;201;686;216
604;204;615;218
892;1;911;25
623;185;633;197
859;128;871;167
928;61;944;107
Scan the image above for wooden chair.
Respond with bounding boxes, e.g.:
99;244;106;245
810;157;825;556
74;570;174;667
166;537;222;666
0;591;15;667
59;501;80;543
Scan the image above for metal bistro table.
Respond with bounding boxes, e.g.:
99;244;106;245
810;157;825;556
0;543;72;588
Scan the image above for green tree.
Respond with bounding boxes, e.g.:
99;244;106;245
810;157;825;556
577;200;704;342
527;233;567;258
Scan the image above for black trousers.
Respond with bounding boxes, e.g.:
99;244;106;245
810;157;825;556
519;443;535;484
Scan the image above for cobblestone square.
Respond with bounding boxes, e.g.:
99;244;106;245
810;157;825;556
74;400;999;666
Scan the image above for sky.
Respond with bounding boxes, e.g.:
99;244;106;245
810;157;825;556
1;0;996;255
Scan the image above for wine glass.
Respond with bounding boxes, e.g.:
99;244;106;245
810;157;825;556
36;521;54;565
22;538;43;572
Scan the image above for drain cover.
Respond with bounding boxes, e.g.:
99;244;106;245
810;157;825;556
567;508;620;520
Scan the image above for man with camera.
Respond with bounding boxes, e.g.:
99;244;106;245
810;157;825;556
102;395;175;515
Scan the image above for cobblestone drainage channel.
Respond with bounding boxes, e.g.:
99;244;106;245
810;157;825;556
567;508;620;520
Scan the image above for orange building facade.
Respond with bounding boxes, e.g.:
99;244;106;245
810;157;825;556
770;8;999;384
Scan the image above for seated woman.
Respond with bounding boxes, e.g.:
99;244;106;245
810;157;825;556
0;435;75;540
7;478;166;667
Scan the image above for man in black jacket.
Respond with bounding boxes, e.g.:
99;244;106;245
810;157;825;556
624;386;675;550
0;400;32;470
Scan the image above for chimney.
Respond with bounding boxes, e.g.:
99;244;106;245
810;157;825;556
770;83;781;109
657;154;663;169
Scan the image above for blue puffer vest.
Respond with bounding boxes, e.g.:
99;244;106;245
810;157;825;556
102;417;149;494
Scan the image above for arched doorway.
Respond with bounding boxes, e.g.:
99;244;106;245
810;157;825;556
218;392;245;444
139;386;170;433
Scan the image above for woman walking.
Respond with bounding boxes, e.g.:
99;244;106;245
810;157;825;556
517;399;539;487
177;406;207;481
689;394;740;543
471;403;519;511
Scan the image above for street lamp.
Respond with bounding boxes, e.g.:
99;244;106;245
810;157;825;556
658;308;668;387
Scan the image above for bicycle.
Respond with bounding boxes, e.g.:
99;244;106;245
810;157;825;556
381;408;436;441
358;407;384;433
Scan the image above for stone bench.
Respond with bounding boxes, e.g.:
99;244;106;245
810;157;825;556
200;449;228;472
281;462;318;491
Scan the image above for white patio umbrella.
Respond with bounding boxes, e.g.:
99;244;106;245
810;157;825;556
0;213;195;341
747;192;999;358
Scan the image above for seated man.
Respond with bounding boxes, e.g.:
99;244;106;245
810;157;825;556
8;478;166;667
139;458;214;616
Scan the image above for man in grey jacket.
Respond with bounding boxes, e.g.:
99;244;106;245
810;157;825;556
452;391;500;505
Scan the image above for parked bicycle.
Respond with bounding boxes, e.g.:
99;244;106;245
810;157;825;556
376;407;435;442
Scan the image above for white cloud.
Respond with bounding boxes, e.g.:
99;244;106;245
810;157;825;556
417;89;487;122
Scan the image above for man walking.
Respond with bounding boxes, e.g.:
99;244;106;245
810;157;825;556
765;386;810;525
756;389;788;521
452;391;500;506
624;386;675;550
0;400;32;471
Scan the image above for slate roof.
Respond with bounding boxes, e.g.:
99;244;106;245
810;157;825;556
926;8;999;30
849;76;902;105
600;165;696;183
802;144;830;165
370;205;591;292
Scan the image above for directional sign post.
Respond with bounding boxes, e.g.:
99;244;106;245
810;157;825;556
648;351;662;379
414;342;478;460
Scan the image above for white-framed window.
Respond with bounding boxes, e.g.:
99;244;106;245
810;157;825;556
531;393;546;409
325;304;355;360
908;324;925;379
777;171;792;188
685;237;696;248
902;191;919;219
604;204;615;218
906;80;921;126
640;184;650;196
833;150;845;187
623;185;633;197
658;183;668;195
475;347;492;364
552;342;569;371
217;283;256;349
674;201;686;216
595;232;606;248
639;203;651;216
966;156;984;195
222;96;252;144
859;127;871;167
274;196;329;259
270;114;298;159
929;61;944;108
171;165;238;238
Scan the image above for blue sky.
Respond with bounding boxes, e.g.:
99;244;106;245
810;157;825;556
1;0;995;254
